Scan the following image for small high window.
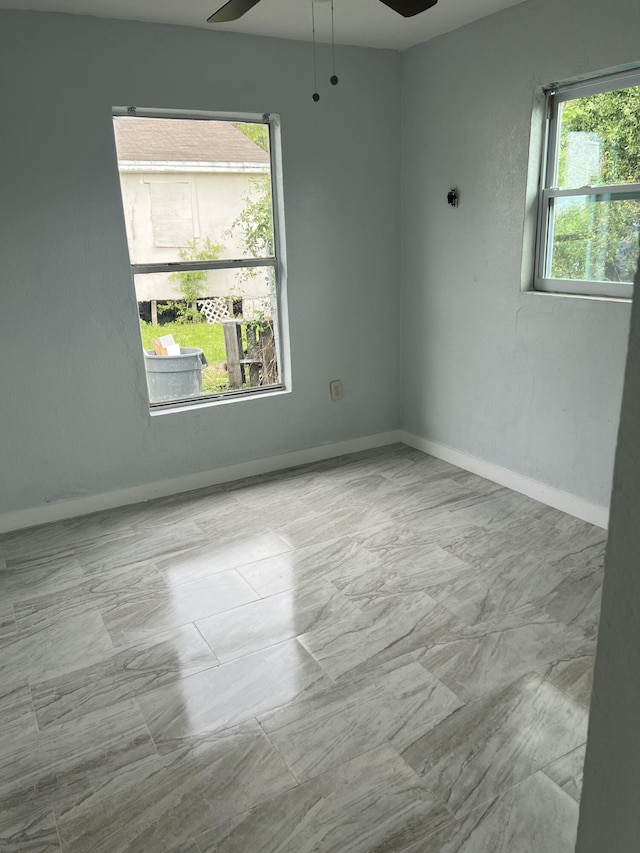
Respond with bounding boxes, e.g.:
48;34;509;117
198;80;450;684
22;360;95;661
112;109;287;407
534;69;640;298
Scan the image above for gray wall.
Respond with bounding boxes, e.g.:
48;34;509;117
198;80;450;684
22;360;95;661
400;0;638;508
576;255;640;849
1;0;637;520
0;11;401;515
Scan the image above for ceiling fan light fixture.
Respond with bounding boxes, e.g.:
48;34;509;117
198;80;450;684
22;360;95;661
207;0;261;24
379;0;437;17
208;0;437;24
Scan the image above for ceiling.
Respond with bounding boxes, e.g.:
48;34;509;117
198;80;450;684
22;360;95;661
0;0;527;50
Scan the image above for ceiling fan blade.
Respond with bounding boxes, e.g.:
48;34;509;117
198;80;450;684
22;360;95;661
207;0;261;23
378;0;437;17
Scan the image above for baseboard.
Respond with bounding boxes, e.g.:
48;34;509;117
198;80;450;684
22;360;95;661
0;430;402;534
2;428;608;534
400;431;609;529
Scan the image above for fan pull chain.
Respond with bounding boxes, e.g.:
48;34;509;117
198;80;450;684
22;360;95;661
330;0;338;85
311;1;320;102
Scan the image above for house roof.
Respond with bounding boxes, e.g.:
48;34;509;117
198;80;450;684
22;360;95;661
113;117;270;164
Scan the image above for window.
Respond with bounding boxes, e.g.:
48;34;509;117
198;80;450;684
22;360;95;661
148;182;194;247
112;108;287;407
534;69;640;298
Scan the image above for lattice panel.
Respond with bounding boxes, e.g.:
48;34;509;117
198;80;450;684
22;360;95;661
197;297;230;324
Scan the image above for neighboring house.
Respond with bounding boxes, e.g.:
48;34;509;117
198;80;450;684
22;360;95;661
114;117;271;305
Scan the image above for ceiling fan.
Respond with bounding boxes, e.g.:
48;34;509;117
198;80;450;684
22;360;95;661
207;0;437;23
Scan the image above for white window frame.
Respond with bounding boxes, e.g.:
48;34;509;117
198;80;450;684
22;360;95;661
534;68;640;299
113;107;289;409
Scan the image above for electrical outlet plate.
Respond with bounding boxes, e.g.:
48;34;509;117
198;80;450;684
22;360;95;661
330;380;344;401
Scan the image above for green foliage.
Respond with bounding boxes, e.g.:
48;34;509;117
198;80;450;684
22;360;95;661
225;176;274;285
233;122;269;152
168;237;224;322
228;123;274;284
230;175;274;255
558;87;640;187
552;86;640;282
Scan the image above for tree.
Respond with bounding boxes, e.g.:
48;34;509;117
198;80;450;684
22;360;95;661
227;123;278;386
551;85;640;282
228;124;274;284
166;237;224;323
234;122;269;153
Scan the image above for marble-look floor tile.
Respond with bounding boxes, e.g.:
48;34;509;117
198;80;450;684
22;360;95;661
441;523;552;579
31;623;219;730
288;445;411;486
192;500;277;542
0;511;132;563
353;508;481;554
400;672;588;818
538;651;595;709
537;564;603;639
171;843;200;853
369;478;478;522
273;504;393;550
444;491;559;535
0;610;115;682
12;561;166;634
195;581;361;663
226;495;320;534
98;569;259;647
300;473;400;512
0;699;156;816
428;550;568;626
175;500;272;543
195;744;454;853
123;488;242;531
0;554;85;605
55;721;296;853
543;518;607;573
0;444;604;853
224;466;321;504
153;530;291;585
401;771;578;853
374;452;460;488
0;681;38;743
75;523;209;576
261;656;461;781
237;536;381;597
542;744;586;802
137;639;329;748
0;605;16;638
414;605;589;701
299;591;464;681
446;469;506;496
0;524;70;564
0;799;60;853
330;541;474;606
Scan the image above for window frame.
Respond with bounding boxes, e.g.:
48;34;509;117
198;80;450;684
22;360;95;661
112;106;289;409
534;68;640;299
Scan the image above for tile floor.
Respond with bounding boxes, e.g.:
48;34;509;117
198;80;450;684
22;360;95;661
0;444;605;852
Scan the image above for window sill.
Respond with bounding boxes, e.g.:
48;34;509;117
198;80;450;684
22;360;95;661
149;384;289;416
522;287;632;304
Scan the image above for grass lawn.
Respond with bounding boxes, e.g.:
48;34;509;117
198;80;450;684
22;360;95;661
139;320;229;392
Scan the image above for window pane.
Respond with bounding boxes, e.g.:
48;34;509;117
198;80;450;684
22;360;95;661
556;84;640;188
548;194;640;282
113;117;274;264
135;266;281;403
